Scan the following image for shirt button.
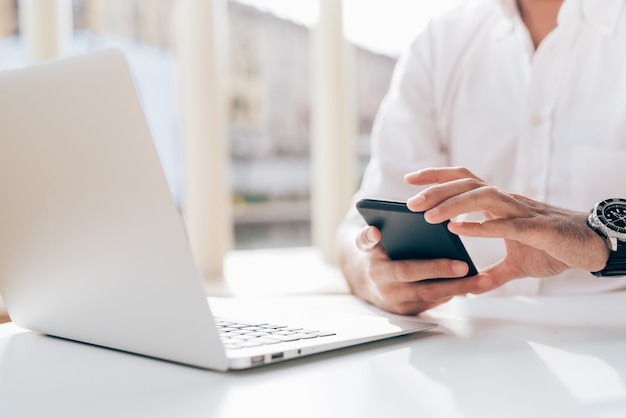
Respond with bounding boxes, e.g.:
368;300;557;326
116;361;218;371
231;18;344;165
530;114;542;126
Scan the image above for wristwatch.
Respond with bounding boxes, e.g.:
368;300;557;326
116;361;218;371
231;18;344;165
587;198;626;277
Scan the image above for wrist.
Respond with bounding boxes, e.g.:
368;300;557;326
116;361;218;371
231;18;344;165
587;229;611;272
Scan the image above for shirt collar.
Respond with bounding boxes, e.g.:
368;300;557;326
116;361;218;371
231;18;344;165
500;0;520;17
580;0;624;38
496;0;625;38
493;0;518;40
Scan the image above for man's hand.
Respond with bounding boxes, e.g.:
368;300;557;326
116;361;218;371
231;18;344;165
337;224;492;315
404;166;610;290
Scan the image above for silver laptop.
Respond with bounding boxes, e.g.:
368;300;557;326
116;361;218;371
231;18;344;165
0;48;434;371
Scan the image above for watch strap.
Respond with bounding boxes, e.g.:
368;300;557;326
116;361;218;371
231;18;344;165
592;240;626;277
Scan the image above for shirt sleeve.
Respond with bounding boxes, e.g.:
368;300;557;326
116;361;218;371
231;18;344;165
339;26;447;228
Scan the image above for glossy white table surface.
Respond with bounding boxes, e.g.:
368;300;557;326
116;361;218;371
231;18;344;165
2;291;626;418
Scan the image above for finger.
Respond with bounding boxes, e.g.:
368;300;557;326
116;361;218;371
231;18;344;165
448;218;526;240
390;297;454;315
404;166;483;186
377;258;471;284
475;262;519;292
401;273;493;303
406;177;487;213
355;226;384;252
423;186;529;224
449;217;549;248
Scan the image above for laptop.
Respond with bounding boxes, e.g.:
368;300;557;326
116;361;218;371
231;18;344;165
0;48;435;371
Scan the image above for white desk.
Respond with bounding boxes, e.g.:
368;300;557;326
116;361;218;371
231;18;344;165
2;292;626;418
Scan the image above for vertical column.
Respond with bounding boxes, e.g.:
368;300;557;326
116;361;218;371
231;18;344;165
176;0;233;281
311;0;357;263
19;0;73;63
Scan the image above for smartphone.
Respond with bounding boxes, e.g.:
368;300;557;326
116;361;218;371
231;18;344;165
356;198;478;277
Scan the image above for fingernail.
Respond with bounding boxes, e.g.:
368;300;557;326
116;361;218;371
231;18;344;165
366;227;377;243
424;207;439;223
452;261;467;276
407;194;425;207
477;276;491;289
404;171;419;181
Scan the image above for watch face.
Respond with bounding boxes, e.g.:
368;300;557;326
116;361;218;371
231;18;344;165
598;199;626;234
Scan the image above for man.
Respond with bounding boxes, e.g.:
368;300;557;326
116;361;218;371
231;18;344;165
336;0;626;315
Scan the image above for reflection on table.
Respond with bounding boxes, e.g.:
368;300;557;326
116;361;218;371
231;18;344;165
2;292;626;418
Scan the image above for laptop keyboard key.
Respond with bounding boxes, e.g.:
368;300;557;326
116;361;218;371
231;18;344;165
217;318;335;349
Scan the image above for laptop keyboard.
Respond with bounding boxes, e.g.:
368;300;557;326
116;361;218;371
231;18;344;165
215;318;336;350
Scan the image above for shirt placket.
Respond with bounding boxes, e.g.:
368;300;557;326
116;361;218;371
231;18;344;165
510;2;581;295
515;2;581;203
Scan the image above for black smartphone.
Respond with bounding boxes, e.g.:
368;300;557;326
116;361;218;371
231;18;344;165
356;198;478;277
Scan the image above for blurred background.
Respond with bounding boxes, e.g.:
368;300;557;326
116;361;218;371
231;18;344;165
0;0;460;272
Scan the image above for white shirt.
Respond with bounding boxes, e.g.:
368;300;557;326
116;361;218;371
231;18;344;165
342;0;626;296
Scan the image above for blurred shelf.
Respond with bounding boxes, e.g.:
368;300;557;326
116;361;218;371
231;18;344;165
233;199;310;224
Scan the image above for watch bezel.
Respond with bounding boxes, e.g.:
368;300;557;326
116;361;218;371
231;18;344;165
588;198;626;277
590;198;626;242
588;197;626;251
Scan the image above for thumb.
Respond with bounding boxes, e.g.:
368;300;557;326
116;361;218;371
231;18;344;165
474;260;518;293
356;226;381;251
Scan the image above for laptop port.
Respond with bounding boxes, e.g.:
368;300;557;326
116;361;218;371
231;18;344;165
271;352;284;360
251;355;264;364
